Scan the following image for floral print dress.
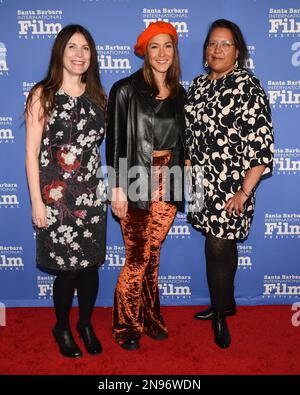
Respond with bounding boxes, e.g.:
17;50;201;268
185;69;274;240
36;88;107;271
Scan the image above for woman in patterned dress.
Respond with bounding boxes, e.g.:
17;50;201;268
25;25;107;358
185;19;274;348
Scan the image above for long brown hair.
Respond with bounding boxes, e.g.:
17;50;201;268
26;24;106;118
142;35;181;98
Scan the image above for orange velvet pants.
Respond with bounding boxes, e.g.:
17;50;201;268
112;154;177;344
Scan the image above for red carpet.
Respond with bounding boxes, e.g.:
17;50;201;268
0;306;299;375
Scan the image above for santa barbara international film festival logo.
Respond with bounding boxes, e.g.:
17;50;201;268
102;244;125;271
274;148;300;175
37;275;54;299
245;45;255;70
237;244;253;270
37;275;77;299
167;212;190;240
142;7;189;38
263;274;300;299
0;246;24;270
0;182;19;208
0;42;8;75
0;116;14;144
267;80;300;109
22;82;36;105
96;44;131;74
159;274;191;300
268;7;300;37
264;213;300;239
17;9;63;39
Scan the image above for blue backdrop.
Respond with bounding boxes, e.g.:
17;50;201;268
0;0;299;307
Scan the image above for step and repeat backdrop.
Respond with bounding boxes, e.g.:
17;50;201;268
0;0;299;307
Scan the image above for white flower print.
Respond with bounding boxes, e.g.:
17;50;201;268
91;216;99;224
46;207;59;226
80;260;89;268
71;242;80;251
55;256;65;266
83;230;92;238
43;138;49;145
76;218;83;226
69;256;78;266
59;110;71;120
77;119;87;131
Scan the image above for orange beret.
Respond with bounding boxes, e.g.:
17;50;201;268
134;21;178;56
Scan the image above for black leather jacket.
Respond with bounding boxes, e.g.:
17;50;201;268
106;69;186;211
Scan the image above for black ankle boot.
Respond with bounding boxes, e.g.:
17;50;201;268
212;312;231;349
52;326;82;358
77;326;103;355
194;305;236;320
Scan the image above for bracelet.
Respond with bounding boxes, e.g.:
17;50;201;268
241;187;250;198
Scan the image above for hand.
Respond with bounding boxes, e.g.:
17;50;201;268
32;201;48;228
111;187;128;219
224;190;249;217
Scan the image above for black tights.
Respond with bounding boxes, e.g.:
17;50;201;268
205;233;238;312
53;265;99;330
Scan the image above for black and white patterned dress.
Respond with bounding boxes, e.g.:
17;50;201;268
185;69;274;240
36;89;107;271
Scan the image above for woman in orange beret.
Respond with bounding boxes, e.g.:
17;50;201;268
106;22;186;350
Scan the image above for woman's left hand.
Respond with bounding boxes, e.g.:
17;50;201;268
224;190;249;217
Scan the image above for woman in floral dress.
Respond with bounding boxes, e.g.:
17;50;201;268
25;25;107;358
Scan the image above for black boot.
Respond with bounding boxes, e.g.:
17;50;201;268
212;312;231;349
194;305;236;320
77;326;103;355
120;338;139;351
52;326;82;358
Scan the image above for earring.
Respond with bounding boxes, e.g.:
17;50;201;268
234;59;238;69
204;61;208;67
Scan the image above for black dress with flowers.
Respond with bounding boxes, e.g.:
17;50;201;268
36;88;107;271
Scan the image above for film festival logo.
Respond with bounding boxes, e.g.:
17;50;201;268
268;7;300;37
168;213;191;239
0;117;14;144
263;274;300;300
246;44;255;70
0;246;24;270
142;7;189;37
267;80;300;109
103;245;126;270
0;182;19;208
97;44;131;74
274;148;300;175
237;244;253;270
22;82;36;105
37;275;54;299
17;9;63;39
158;274;191;300
0;42;8;75
264;213;300;239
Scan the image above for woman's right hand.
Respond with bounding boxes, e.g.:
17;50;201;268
32;201;48;228
111;187;128;219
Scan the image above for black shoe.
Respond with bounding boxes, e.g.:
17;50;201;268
194;306;236;320
52;326;82;358
148;332;168;340
120;338;139;350
77;326;103;355
212;312;231;349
